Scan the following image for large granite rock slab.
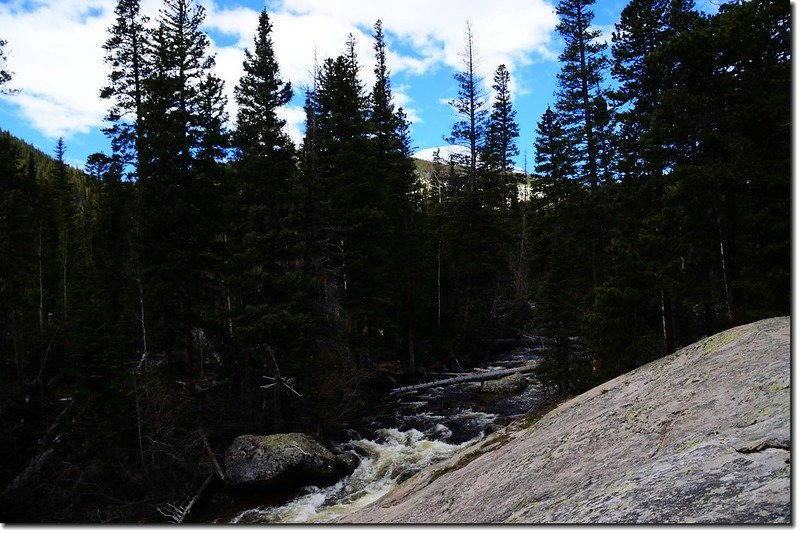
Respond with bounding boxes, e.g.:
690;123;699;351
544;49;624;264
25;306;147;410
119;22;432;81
225;433;358;488
339;317;790;524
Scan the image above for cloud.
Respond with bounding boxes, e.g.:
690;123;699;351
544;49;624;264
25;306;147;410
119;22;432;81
392;84;421;125
0;0;559;143
276;104;306;146
0;0;113;137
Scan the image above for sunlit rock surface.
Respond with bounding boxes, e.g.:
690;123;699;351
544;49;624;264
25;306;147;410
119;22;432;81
339;317;790;524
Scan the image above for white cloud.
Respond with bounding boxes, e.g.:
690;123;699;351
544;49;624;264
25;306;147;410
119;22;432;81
0;0;112;137
276;104;306;146
392;84;421;125
0;0;559;143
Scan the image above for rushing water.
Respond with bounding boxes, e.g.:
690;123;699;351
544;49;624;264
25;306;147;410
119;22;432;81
221;345;547;524
229;428;479;523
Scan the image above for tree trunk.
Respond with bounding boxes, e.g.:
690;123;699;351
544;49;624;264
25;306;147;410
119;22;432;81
11;309;22;379
407;329;416;374
61;228;68;320
38;226;44;332
391;363;537;394
134;266;149;371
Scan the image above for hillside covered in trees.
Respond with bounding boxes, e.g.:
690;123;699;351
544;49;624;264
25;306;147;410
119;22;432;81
0;0;790;523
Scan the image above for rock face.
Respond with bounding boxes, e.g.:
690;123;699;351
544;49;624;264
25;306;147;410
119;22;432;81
339;317;790;524
225;433;358;488
480;372;527;393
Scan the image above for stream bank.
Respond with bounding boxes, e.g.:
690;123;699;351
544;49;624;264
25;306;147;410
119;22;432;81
191;342;558;523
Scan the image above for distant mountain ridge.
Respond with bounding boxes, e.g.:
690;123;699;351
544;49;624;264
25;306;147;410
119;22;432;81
413;145;528;175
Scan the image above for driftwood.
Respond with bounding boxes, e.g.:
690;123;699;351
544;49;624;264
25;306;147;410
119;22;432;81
391;363;538;395
0;448;54;503
0;399;74;501
200;430;225;482
158;473;214;524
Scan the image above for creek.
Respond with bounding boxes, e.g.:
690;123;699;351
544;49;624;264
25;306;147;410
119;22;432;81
201;343;551;524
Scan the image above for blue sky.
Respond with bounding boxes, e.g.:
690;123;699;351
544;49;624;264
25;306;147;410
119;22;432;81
0;0;714;170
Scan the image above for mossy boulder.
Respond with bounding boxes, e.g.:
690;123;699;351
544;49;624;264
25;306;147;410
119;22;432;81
224;433;358;488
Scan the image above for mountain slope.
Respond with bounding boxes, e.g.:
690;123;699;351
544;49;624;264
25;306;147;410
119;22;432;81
339;317;791;524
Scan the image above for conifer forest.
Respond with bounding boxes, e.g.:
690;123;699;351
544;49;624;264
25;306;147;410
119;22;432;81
0;0;790;523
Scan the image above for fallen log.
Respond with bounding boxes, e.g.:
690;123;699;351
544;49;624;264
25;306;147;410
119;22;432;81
390;363;538;395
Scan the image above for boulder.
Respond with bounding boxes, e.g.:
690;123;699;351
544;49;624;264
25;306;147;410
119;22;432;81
224;433;359;488
480;372;527;394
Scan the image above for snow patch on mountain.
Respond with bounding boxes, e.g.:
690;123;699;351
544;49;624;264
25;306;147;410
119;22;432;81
412;145;471;163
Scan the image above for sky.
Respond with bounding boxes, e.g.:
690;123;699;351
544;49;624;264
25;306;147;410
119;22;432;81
0;0;717;170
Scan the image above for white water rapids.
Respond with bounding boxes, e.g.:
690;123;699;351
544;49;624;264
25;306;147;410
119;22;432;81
223;346;546;524
229;425;488;523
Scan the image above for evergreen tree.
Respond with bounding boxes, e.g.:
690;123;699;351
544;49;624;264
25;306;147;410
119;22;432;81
0;133;38;379
533;106;576;204
648;0;790;332
482;64;520;206
528;106;593;392
554;0;609;189
233;10;293;158
228;9;307;430
600;0;700;358
100;0;150;179
369;19;421;370
446;23;488;194
546;0;616;385
52;138;75;321
303;40;378;347
438;27;520;355
137;0;228;393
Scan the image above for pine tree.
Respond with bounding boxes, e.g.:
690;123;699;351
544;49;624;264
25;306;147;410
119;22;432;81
370;20;396;154
554;0;609;189
534;106;575;197
610;0;697;181
137;0;228;393
52;138;74;321
528;106;592;392
369;19;421;370
0;133;38;378
228;9;306;429
446;23;488;194
483;64;520;207
233;10;293;158
438;26;520;355
648;0;790;333
100;0;150;179
304;40;376;337
605;0;700;356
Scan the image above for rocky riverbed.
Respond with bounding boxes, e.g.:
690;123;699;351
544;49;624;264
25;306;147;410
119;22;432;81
193;340;554;523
